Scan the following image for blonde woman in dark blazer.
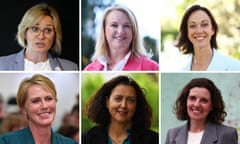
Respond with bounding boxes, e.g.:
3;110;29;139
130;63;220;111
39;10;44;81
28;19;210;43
165;78;237;144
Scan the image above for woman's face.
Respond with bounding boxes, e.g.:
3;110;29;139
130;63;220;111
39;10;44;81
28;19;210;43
25;15;55;55
187;10;215;49
187;87;212;123
22;84;56;127
105;10;133;52
106;84;136;125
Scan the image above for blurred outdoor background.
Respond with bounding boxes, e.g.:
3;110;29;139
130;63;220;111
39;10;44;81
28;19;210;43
81;0;160;70
81;72;159;133
161;0;240;70
161;73;240;144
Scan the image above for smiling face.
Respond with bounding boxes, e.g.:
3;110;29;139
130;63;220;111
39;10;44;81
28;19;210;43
22;84;56;127
187;87;212;123
187;10;215;49
105;10;133;52
106;84;136;125
25;15;55;56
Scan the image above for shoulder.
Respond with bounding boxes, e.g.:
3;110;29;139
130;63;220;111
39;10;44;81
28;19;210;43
55;57;79;70
53;132;77;144
83;60;104;71
213;123;236;133
167;125;185;136
130;54;159;70
131;129;159;144
82;126;107;144
0;128;28;143
212;50;240;70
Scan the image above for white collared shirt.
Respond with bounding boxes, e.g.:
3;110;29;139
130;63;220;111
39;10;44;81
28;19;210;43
24;58;52;71
97;51;131;71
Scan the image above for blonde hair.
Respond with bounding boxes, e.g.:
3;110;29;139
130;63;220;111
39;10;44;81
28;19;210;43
17;74;57;109
91;4;149;61
17;3;62;55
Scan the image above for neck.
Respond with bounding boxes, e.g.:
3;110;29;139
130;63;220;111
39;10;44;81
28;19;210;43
107;49;129;69
29;123;51;144
191;47;213;70
108;122;131;144
189;120;206;133
25;49;48;63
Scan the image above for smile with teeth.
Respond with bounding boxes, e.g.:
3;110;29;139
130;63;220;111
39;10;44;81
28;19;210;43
194;36;205;40
39;112;50;117
191;108;201;114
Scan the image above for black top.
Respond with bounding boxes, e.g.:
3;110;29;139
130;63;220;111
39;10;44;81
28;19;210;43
82;125;159;144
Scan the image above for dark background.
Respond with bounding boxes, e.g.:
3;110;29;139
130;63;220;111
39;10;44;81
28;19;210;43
0;0;79;65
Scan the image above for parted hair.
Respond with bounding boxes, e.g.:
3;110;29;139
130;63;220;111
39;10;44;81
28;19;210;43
84;75;153;129
174;78;226;124
17;74;57;109
175;4;218;54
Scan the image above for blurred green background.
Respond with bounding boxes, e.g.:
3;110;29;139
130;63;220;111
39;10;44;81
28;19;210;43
81;72;159;133
161;0;240;68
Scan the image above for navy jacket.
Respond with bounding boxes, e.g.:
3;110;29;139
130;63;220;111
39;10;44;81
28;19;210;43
82;126;159;144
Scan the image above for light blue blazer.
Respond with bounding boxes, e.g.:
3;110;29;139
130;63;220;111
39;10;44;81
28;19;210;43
165;122;238;144
178;49;240;71
0;126;77;144
0;49;78;71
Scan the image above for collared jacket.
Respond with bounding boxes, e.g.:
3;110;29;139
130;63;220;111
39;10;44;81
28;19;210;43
0;126;77;144
177;49;240;71
84;53;159;71
0;49;78;71
165;122;238;144
82;126;159;144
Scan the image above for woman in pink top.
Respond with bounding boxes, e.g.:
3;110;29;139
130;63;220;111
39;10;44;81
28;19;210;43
83;4;159;71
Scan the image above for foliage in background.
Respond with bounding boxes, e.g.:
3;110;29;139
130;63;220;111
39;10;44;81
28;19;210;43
81;0;159;70
161;0;240;59
81;73;159;133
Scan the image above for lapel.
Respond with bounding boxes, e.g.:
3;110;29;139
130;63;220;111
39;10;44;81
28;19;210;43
123;53;141;70
174;123;188;144
200;122;218;144
14;49;25;70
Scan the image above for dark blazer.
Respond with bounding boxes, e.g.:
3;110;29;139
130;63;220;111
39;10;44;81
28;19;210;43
165;122;238;144
82;126;159;144
0;49;78;71
0;126;77;144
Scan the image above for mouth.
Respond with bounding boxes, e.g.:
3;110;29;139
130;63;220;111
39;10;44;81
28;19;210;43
194;36;205;41
36;42;46;48
117;111;127;116
39;112;51;117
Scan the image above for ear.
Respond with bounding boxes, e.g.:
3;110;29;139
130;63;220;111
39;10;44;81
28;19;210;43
21;107;27;115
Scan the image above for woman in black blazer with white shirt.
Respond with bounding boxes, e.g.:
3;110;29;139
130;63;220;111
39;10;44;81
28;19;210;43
165;78;238;144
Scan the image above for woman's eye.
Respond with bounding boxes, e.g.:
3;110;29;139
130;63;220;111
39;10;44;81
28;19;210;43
31;26;39;32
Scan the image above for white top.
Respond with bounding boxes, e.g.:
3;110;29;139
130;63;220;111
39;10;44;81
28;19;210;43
168;49;240;71
187;131;204;144
24;58;52;71
97;51;131;71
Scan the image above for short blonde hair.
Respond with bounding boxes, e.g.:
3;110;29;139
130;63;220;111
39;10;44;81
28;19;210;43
91;4;149;61
17;74;57;109
17;3;62;55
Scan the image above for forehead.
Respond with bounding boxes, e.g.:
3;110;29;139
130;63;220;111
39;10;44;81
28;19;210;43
189;87;211;98
188;10;211;23
106;10;130;22
111;84;136;96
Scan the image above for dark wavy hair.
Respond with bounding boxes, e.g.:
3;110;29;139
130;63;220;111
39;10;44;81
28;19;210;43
84;75;153;130
175;5;218;54
174;78;226;124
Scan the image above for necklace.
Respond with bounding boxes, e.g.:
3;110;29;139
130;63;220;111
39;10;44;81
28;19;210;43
110;137;121;144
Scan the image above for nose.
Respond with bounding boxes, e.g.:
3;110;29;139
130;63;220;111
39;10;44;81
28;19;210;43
120;99;127;108
37;30;46;39
117;26;125;34
196;25;203;33
193;99;200;106
40;100;47;108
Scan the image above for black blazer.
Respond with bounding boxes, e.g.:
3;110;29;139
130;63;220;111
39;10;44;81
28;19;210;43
82;126;159;144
